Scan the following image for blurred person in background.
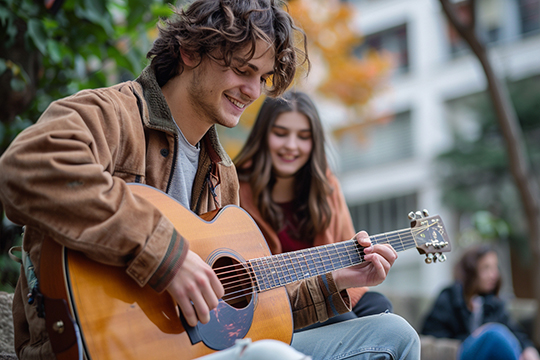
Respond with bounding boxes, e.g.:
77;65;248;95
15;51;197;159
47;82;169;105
421;244;540;360
234;91;394;330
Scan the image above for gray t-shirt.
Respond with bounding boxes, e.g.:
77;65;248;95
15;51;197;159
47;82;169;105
167;123;200;209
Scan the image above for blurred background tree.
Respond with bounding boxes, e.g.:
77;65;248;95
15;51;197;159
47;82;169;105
0;0;174;292
439;0;540;343
436;77;540;298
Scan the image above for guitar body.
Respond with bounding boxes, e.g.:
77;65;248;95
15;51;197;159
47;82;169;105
41;184;293;360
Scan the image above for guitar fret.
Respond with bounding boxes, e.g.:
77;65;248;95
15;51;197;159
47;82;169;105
304;250;314;278
251;259;268;291
286;253;299;283
261;257;277;289
371;233;385;246
270;255;281;288
351;241;363;263
282;253;294;284
328;244;341;271
342;243;355;266
335;242;351;268
321;246;333;273
311;247;325;276
270;256;282;288
248;260;260;291
302;252;312;279
397;231;407;252
296;252;307;280
275;254;287;287
305;248;318;277
332;243;343;268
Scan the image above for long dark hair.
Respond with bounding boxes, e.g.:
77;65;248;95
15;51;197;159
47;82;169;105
454;244;502;304
146;0;309;96
235;91;332;241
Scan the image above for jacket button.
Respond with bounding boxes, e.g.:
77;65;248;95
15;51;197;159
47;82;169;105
160;148;169;157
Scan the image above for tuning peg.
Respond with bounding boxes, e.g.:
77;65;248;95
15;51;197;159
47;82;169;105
416;211;423;219
422;209;429;217
435;253;447;262
408;211;416;220
424;254;433;264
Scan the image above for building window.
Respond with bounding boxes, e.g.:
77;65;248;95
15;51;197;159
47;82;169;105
337;111;413;171
355;24;409;75
477;0;504;43
348;193;418;236
519;0;540;35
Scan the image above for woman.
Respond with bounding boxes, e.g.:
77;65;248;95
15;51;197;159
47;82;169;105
421;244;540;360
234;91;392;328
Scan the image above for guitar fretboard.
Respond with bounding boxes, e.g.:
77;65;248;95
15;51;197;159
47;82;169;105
248;228;418;292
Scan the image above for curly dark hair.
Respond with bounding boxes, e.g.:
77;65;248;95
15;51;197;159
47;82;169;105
146;0;308;96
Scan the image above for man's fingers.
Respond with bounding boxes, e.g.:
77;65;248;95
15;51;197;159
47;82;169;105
354;231;371;246
200;276;222;312
177;295;199;327
210;271;225;300
191;290;211;325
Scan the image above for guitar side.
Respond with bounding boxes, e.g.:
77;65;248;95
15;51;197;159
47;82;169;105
41;184;293;360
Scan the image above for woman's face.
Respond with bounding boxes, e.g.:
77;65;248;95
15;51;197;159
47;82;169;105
268;111;313;178
476;251;500;294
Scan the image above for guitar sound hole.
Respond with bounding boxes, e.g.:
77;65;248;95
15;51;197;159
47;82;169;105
213;256;253;309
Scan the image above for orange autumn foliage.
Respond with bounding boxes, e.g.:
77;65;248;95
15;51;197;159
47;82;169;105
287;0;392;108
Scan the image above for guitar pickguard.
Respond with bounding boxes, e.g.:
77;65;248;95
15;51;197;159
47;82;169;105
182;297;255;350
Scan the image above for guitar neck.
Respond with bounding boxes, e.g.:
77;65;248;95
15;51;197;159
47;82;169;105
249;227;417;292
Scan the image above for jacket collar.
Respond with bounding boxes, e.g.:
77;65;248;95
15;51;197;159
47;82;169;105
135;66;233;167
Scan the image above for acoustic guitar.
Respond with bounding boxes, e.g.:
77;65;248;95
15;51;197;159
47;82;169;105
40;183;451;360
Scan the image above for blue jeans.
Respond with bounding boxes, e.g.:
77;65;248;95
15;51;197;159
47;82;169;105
292;313;420;360
458;323;522;360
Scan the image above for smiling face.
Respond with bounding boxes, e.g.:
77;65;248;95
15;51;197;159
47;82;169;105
186;40;275;130
476;251;500;294
163;39;276;145
268;111;313;178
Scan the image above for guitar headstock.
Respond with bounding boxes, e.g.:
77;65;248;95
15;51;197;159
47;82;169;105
409;210;452;264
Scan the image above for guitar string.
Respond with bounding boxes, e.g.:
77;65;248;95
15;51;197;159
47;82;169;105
214;225;437;293
214;219;443;287
214;233;418;284
217;234;426;296
217;230;439;301
217;223;447;302
214;230;423;279
220;242;444;302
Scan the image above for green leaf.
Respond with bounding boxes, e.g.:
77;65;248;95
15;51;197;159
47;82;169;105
75;0;115;37
107;45;130;70
42;18;59;31
27;18;48;55
0;58;6;75
151;3;174;18
10;77;26;92
46;39;62;64
0;6;12;27
0;121;5;147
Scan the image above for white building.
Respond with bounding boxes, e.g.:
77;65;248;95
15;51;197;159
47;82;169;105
328;0;540;301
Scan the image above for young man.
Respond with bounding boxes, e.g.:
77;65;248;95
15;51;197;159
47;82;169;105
0;1;420;359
